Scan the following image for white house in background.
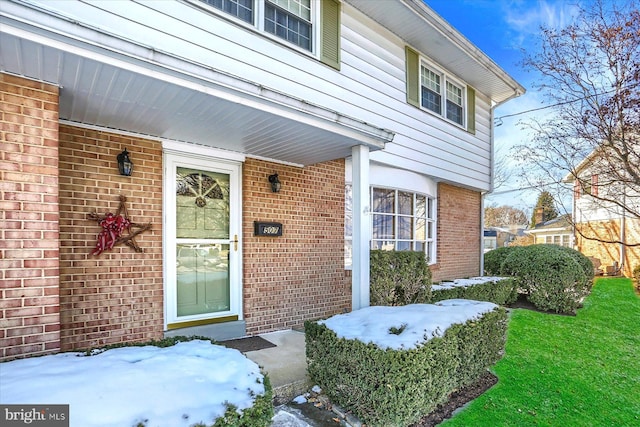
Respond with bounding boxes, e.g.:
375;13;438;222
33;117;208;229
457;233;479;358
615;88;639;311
526;215;574;247
566;150;640;277
0;0;523;361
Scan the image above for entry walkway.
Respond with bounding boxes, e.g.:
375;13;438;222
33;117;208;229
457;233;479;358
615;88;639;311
244;329;311;405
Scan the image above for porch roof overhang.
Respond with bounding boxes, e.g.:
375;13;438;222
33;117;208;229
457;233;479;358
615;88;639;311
0;2;393;167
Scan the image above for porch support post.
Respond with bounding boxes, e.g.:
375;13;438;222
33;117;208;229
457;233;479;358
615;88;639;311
351;145;370;310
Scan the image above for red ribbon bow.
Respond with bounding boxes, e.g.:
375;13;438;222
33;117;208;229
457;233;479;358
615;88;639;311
92;213;131;255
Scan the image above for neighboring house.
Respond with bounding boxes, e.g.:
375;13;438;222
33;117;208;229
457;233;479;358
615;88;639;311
484;225;527;251
483;230;498;252
526;215;574;248
566;151;640;277
0;0;523;360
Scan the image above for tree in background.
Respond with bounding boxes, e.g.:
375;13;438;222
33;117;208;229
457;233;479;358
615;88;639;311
530;191;559;228
513;0;639;245
484;204;528;228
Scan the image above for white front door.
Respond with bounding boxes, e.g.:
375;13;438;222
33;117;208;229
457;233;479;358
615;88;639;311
164;151;242;330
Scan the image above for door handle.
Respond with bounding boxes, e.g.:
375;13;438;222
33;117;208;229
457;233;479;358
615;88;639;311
233;234;238;251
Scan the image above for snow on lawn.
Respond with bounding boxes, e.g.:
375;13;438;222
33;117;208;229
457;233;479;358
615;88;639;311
0;340;265;427
431;276;507;291
320;299;498;350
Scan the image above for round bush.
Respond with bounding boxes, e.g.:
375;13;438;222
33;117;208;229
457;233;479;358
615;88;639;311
545;244;595;280
483;246;516;275
500;244;591;314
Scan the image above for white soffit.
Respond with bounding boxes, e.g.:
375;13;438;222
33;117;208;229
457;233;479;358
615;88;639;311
0;4;393;166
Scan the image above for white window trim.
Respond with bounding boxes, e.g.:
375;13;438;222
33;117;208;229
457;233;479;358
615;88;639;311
420;59;467;128
192;0;320;58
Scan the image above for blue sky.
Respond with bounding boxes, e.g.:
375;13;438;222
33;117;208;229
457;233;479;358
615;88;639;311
426;0;584;215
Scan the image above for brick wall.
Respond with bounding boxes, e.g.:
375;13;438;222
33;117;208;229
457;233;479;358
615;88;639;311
242;158;350;334
0;73;60;361
432;183;481;282
58;125;164;351
577;219;640;278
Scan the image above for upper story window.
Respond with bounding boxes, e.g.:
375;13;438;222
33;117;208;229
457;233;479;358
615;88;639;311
201;0;254;23
196;0;340;69
420;63;466;126
406;46;476;133
265;0;312;51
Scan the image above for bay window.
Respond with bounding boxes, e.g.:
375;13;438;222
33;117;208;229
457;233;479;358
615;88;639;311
345;185;436;267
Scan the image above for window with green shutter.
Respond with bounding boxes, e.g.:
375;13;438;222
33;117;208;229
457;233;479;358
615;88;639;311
196;0;340;68
405;45;476;133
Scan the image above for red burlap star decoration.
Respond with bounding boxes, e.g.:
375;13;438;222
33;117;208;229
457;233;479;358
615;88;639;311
89;195;152;255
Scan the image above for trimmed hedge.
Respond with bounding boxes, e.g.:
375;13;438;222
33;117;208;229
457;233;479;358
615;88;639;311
430;277;519;306
305;306;507;426
370;250;432;306
483;247;516;275
500;244;592;314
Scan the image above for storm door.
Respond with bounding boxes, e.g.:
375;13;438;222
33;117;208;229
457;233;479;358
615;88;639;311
164;152;242;329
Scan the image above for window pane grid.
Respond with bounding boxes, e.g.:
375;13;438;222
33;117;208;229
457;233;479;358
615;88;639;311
201;0;253;23
446;82;463;125
269;0;311;21
265;1;312;51
420;63;466;126
370;188;435;262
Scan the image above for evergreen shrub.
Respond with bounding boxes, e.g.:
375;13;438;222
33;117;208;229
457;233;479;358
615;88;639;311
370;250;432;306
305;307;507;426
483;246;516;275
548;244;595;280
430;277;518;306
501;244;592;314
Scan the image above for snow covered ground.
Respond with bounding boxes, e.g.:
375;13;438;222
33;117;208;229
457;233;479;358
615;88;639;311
1;300;498;426
0;340;266;427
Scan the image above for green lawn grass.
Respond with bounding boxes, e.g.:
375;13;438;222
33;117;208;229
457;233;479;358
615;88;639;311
442;277;640;427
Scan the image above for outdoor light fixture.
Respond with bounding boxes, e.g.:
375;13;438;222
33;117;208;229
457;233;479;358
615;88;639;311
117;148;133;176
268;173;281;193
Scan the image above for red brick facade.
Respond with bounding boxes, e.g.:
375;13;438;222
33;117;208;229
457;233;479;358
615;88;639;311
0;74;61;360
432;183;482;282
242;158;351;334
58;126;165;351
1;73;483;360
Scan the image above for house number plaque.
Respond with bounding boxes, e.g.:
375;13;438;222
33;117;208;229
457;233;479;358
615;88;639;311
254;221;283;236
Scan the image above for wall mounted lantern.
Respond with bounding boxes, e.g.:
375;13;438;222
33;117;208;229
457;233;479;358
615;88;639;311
268;173;281;193
117;148;133;176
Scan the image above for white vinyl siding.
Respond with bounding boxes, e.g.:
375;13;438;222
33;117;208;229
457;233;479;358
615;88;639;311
35;0;494;190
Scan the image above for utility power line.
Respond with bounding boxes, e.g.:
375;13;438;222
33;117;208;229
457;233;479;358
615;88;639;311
494;82;639;126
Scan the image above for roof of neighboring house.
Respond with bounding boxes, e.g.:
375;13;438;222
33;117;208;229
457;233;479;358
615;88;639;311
526;215;572;234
